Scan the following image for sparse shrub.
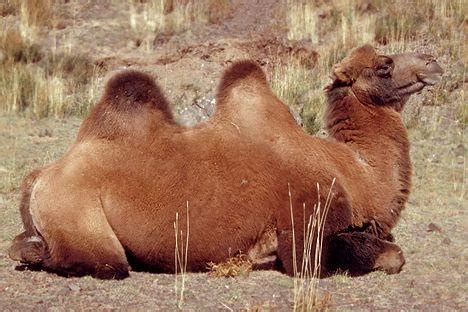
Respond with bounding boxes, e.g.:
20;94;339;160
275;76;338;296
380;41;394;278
130;0;231;38
0;27;43;63
42;53;95;86
0;52;101;118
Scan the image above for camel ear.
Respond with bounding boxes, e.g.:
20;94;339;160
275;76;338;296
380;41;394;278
330;44;377;86
331;63;355;85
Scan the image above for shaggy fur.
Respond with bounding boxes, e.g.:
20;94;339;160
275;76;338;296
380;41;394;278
77;70;174;141
9;45;443;279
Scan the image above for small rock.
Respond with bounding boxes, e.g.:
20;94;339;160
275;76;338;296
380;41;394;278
442;237;451;245
68;284;81;292
427;222;442;233
453;143;465;157
38;129;53;137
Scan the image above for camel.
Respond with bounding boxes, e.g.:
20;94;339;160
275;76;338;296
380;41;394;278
8;45;443;279
214;44;443;271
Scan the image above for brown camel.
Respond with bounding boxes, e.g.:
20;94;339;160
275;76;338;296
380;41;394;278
8;45;443;279
214;44;443;272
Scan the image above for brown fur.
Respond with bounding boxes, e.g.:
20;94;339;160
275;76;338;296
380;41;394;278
9;46;443;279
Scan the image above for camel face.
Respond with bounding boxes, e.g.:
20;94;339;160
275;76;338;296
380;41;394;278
391;52;444;86
331;45;443;108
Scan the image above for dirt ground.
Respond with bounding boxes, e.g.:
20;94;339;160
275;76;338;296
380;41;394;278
0;0;467;310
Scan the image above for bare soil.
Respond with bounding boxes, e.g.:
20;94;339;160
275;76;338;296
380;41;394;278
0;0;466;310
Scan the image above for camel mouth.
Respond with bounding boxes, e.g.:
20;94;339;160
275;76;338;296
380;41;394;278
416;60;444;86
417;73;443;86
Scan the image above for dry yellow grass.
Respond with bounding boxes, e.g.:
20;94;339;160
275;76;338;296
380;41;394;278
289;180;335;311
1;0;56;42
207;254;253;278
0;0;234;118
130;0;230;37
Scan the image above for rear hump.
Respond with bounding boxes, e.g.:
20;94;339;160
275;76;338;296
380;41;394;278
216;60;268;105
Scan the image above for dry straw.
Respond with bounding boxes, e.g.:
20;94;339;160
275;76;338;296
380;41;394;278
290;178;335;311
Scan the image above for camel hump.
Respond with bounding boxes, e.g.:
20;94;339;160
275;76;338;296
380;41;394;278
102;70;171;115
217;60;268;97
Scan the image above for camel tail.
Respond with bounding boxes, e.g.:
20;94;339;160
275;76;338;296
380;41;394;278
8;169;49;265
216;60;268;103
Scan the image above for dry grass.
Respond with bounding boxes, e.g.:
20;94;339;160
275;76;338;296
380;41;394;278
0;59;101;118
207;254;253;278
129;0;230;40
173;201;190;309
0;27;42;63
270;59;324;134
0;2;101;118
271;0;466;133
289;180;335;311
0;19;100;117
1;0;57;42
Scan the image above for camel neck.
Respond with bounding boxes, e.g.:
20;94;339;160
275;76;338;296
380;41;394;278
325;86;412;226
325;87;410;161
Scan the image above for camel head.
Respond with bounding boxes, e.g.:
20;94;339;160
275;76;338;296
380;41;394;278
329;44;444;111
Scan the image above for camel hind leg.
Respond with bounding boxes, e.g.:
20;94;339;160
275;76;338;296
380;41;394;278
14;174;130;279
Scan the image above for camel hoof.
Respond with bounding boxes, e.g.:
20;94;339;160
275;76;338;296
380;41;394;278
373;248;405;274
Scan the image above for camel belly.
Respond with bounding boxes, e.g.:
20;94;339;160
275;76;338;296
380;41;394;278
100;173;278;272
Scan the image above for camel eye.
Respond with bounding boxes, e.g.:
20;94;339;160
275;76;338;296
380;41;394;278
376;65;392;78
